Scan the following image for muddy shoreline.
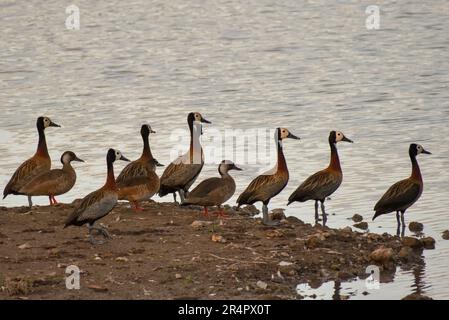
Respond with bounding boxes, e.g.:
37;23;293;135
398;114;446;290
0;201;434;300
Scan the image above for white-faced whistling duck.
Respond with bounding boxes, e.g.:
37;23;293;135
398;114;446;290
373;143;431;236
116;124;164;212
18;151;84;205
64;149;130;245
181;160;242;217
237;128;300;226
287;131;353;225
158;112;211;203
3;116;60;207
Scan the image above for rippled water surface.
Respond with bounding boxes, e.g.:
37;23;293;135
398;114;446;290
1;0;449;299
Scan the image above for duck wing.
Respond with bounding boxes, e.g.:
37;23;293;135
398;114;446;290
374;179;421;216
237;174;287;205
65;189;117;227
3;157;49;197
289;169;341;203
18;169;74;196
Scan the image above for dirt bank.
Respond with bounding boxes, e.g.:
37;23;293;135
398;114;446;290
0;201;432;300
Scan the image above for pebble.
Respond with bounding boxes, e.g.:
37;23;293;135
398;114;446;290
175;273;182;279
211;234;227;244
256;280;268;290
420;237;435;250
353;222;368;230
18;243;31;250
190;220;213;229
402;237;422;249
370;247;393;264
115;257;129;262
352;214;363;223
409;221;424;233
442;230;449;240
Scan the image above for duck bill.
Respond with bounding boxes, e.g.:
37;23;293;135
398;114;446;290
74;156;85;162
342;136;353;143
49;121;61;127
120;155;131;162
201;117;211;124
150;129;156;134
233;165;243;171
287;132;300;140
422;149;432;155
155;161;165;167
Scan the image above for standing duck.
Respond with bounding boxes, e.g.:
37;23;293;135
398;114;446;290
237;128;300;226
64;149;130;245
372;144;431;236
287;131;353;225
158;112;211;203
181;160;242;217
17;151;84;205
116;124;163;212
3;116;60;207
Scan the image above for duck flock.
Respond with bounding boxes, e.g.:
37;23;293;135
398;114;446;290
3;114;431;244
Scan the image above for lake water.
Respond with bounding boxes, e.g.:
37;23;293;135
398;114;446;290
1;0;448;299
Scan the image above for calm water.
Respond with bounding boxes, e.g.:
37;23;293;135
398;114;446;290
1;0;448;299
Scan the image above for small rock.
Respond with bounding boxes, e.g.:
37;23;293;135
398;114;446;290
175;273;182;279
370;247;393;264
211;234;227;243
353;222;368;230
18;243;31;250
420;237;435;250
442;230;449;240
409;222;424;233
270;209;286;221
256;280;268;290
402;293;433;300
115;257;129;262
341;226;352;233
88;284;108;292
398;247;416;261
278;261;293;267
190;220;212;229
402;237;422;249
352;214;363;223
306;236;321;249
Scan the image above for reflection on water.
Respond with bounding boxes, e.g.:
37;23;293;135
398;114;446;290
1;0;449;299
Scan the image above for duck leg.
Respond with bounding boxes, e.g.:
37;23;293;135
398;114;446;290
49;196;53;205
179;190;186;203
214;206;228;218
172;192;178;204
262;203;279;226
28;196;33;208
203;206;209;217
396;211;401;236
400;210;406;237
314;200;319;222
320;200;328;226
52;196;58;204
133;201;144;212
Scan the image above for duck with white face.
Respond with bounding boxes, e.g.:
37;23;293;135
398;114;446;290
287;130;353;226
373;143;431;236
64;149;130;245
3;116;61;207
18;151;84;205
181;160;243;217
158;112;211;204
237;127;300;226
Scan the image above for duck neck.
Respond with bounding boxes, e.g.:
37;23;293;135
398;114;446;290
105;160;117;189
189;122;203;164
62;162;75;173
328;142;342;172
276;139;288;174
36;126;49;158
141;134;153;160
410;153;422;182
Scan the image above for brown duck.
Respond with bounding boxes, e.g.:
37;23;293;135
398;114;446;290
3;116;60;207
158;112;211;203
288;131;353;224
373;143;431;236
64;149;130;245
117;124;163;212
181;160;242;217
237;128;300;225
18;151;84;205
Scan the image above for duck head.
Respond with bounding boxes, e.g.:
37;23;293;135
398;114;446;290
107;149;130;163
37;116;60;130
329;131;353;144
61;151;84;164
218;160;243;175
410;143;431;157
188;112;211;135
141;124;156;137
277;127;300;141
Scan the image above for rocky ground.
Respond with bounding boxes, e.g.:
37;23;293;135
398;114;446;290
0;201;437;300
